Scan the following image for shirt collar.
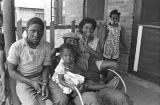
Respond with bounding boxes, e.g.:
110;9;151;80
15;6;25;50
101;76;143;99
22;38;43;48
22;38;28;47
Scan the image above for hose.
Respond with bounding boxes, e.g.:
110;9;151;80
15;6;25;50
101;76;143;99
74;86;84;105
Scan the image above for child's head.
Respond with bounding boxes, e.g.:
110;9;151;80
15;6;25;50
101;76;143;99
63;32;80;47
109;9;121;24
59;43;75;64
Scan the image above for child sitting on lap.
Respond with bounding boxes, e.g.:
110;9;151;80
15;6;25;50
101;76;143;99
52;43;84;94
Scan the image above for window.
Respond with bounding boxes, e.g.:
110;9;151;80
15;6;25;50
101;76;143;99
141;0;160;25
35;12;44;20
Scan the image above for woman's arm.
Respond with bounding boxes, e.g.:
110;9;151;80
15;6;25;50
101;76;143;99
85;38;103;60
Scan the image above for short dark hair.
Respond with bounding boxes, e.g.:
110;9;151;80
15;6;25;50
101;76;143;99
79;17;97;34
109;9;121;17
59;43;75;55
26;17;44;29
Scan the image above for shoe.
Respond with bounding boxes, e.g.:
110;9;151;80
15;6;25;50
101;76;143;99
106;76;119;89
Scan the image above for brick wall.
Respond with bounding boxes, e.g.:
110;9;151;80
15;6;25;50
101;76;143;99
106;0;134;73
63;0;83;25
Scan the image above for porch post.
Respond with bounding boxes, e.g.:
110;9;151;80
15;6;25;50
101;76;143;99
17;19;23;40
3;0;21;105
50;21;55;48
71;20;75;32
3;0;16;55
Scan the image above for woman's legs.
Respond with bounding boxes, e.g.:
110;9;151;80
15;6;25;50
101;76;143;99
100;59;119;71
100;60;119;82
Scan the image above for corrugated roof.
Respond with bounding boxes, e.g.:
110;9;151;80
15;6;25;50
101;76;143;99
15;0;44;9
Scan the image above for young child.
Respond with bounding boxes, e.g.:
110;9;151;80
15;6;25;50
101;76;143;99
52;43;85;95
103;9;126;60
50;32;80;77
52;43;117;97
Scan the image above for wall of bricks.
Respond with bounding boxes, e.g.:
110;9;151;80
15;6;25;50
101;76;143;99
106;0;135;73
63;0;83;25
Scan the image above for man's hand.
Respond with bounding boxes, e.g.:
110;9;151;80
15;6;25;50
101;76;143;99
31;81;43;93
41;85;49;100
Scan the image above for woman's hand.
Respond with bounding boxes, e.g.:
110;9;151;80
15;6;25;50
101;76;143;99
84;37;90;52
84;36;89;47
42;85;49;100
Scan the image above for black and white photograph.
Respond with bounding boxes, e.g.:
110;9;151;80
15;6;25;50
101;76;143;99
0;0;160;105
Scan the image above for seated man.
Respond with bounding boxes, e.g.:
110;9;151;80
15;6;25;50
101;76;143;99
7;17;68;105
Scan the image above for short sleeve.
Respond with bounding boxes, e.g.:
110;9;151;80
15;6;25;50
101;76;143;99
7;43;20;65
55;61;65;74
43;43;51;66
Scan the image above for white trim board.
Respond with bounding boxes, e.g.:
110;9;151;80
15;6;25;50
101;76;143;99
134;25;143;72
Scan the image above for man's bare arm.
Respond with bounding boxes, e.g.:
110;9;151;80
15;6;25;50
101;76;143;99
8;62;43;92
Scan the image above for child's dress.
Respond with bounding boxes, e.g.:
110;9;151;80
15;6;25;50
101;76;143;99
103;24;121;59
52;59;84;94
